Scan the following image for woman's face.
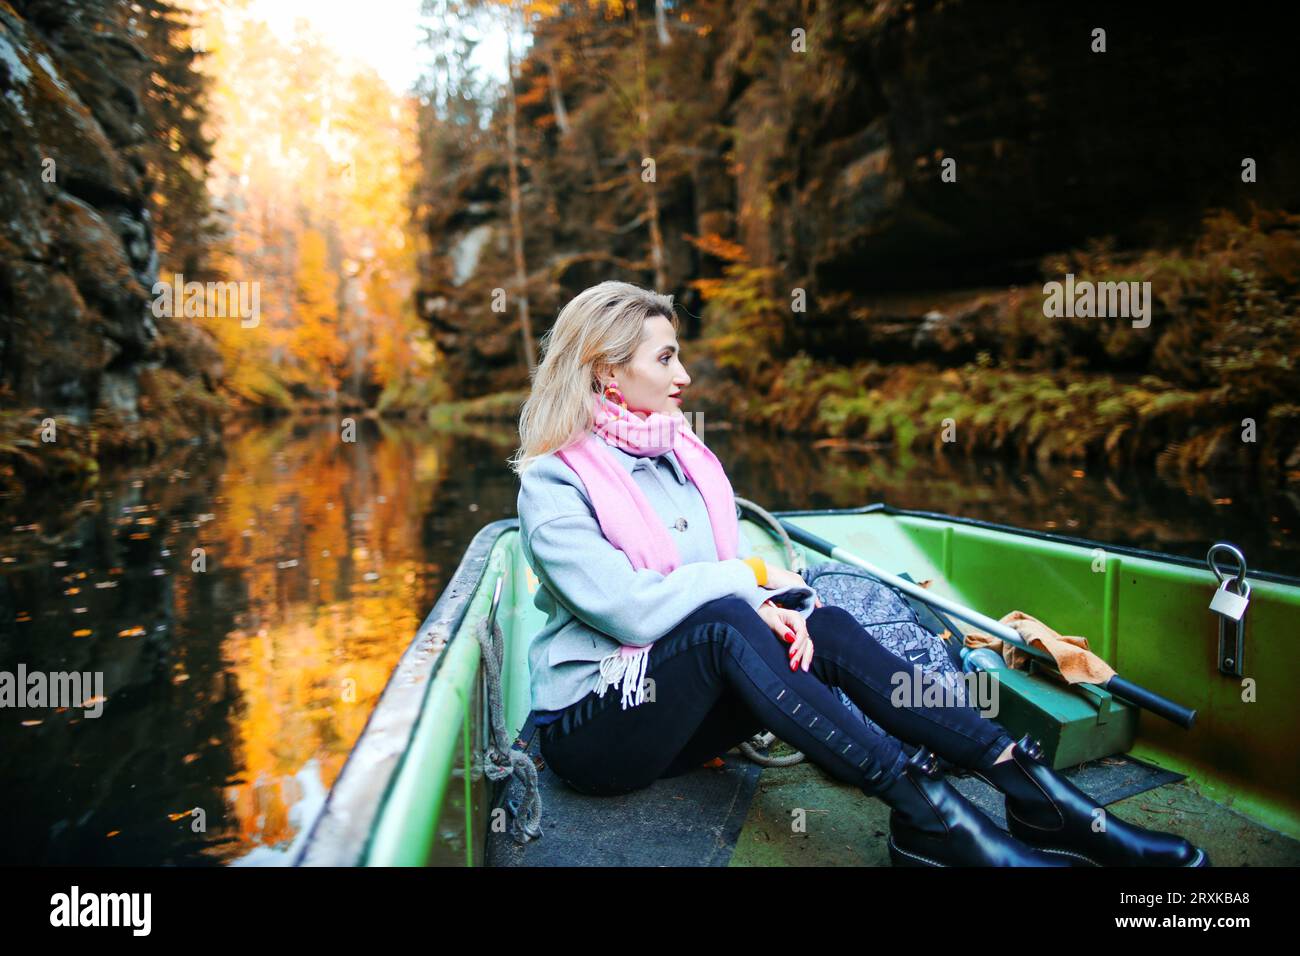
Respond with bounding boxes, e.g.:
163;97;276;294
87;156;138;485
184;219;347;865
604;314;690;419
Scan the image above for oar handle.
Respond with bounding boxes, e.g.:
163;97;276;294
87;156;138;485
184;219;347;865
779;520;838;558
1104;676;1196;729
778;518;1197;729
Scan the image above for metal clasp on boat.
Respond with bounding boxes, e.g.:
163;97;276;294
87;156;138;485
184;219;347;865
1207;543;1250;678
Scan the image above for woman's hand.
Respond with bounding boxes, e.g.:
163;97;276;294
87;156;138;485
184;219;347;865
755;600;815;672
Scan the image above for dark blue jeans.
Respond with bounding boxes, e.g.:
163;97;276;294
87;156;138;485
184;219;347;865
539;597;1015;797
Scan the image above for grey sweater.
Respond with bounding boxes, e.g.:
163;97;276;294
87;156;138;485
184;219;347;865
516;433;816;713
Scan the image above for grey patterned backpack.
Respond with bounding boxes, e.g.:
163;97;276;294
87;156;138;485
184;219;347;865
803;561;969;766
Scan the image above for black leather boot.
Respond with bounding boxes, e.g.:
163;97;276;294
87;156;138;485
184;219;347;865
876;746;1083;867
975;734;1209;867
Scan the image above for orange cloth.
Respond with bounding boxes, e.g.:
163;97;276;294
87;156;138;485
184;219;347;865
963;610;1116;684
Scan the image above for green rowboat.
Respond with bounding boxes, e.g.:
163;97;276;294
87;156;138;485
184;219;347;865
294;503;1300;867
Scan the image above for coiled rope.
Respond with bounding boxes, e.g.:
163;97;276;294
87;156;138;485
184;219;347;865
477;607;543;843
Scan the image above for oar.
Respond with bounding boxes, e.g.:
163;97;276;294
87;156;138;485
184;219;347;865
779;518;1197;729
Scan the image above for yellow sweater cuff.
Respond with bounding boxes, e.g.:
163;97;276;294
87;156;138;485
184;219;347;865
742;557;767;587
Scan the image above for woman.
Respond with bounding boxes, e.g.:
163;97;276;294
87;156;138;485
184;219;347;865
510;280;1208;868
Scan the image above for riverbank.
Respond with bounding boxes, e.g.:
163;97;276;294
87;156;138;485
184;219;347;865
692;208;1300;481
0;369;225;501
0;387;528;522
425;389;528;427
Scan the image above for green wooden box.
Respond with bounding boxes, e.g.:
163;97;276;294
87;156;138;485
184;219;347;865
982;663;1138;769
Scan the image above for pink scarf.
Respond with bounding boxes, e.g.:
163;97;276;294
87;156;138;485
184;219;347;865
554;393;742;708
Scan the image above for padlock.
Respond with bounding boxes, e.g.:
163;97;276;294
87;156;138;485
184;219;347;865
1208;578;1250;622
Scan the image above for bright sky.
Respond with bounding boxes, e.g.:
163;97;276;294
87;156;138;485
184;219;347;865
257;0;526;95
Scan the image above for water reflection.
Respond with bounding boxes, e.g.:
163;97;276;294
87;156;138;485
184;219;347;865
0;413;1293;865
0;416;520;865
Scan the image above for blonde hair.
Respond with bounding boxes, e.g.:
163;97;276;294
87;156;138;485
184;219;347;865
509;280;678;475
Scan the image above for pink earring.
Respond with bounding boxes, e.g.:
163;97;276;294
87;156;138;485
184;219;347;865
603;379;628;411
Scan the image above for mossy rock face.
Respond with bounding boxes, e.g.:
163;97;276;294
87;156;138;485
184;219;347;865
1;0;227;476
2;4;154;415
